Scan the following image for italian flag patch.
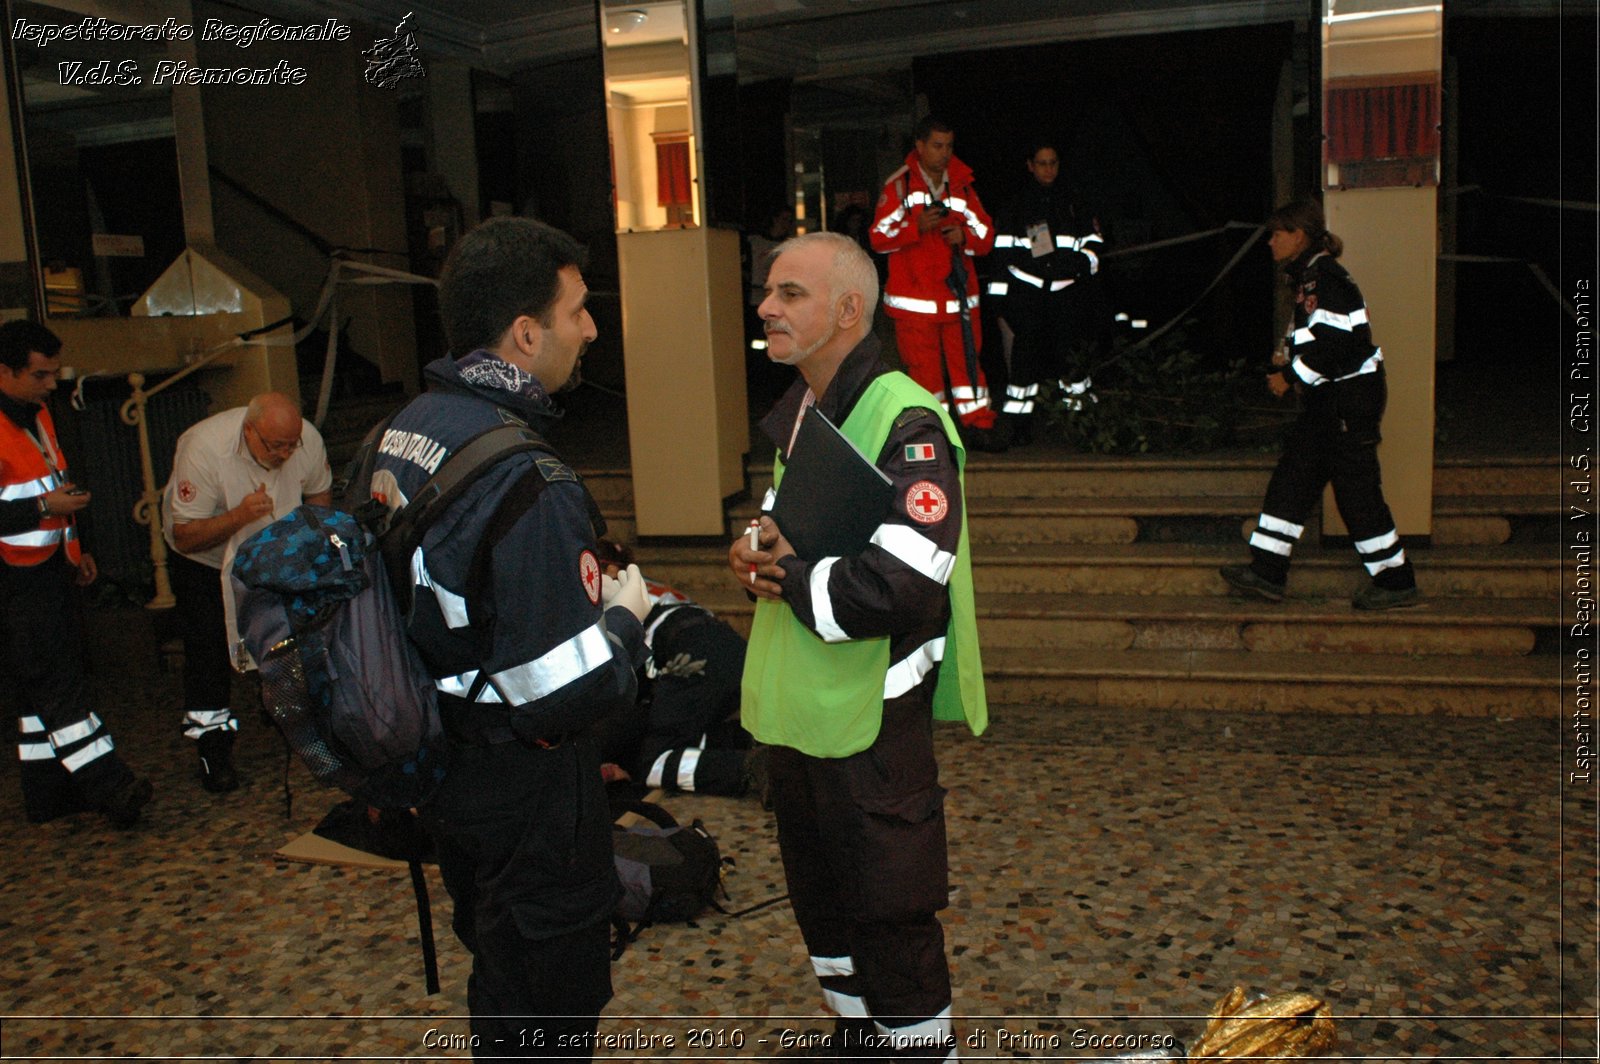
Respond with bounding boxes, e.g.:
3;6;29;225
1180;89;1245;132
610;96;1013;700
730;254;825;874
904;443;936;463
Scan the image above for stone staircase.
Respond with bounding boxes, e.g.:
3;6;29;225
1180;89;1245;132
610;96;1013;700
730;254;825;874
585;452;1561;719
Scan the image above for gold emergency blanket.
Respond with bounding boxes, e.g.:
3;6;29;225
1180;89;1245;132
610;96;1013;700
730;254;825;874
1189;987;1337;1061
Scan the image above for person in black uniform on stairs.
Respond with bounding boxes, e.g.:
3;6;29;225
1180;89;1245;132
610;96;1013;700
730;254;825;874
1220;200;1420;611
988;140;1111;445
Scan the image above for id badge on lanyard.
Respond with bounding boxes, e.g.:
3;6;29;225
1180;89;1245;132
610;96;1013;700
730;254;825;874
1026;221;1053;259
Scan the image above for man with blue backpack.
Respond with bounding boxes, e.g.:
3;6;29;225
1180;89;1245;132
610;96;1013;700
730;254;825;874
372;217;650;1057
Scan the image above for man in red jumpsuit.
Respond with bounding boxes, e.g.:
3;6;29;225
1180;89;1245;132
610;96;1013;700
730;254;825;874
870;115;1007;452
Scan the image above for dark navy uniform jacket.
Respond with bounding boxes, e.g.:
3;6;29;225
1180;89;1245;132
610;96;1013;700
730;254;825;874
1279;249;1384;389
374;356;646;742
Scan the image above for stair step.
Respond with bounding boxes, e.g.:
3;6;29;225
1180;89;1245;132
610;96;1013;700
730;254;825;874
603;492;1559;549
635;542;1557;600
645;583;1550;655
580;455;1560;510
971;592;1550;655
729;453;1561;500
979;647;1558;717
1433;455;1562;496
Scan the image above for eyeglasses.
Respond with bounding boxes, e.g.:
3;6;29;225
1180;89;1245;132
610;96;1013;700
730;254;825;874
247;423;302;456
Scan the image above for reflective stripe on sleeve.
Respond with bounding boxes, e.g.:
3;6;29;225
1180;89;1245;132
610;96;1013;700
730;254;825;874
1306;306;1369;332
18;740;54;761
438;621;616;705
883;637;945;700
869;524;955;585
489;620;614;704
1288;356;1325;386
882;293;981;315
809;557;849;643
412;547;471;629
1334;351;1384;381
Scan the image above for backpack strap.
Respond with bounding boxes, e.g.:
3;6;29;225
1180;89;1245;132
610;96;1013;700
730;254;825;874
610;797;680;831
379;424;556;611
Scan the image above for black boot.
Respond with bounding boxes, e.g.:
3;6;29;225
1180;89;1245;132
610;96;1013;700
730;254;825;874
197;730;239;794
101;776;153;829
1005;411;1036;447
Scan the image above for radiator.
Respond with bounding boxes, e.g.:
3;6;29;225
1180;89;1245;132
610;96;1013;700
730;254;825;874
50;378;213;591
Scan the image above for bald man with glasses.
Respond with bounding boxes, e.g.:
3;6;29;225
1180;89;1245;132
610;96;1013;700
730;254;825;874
161;392;331;793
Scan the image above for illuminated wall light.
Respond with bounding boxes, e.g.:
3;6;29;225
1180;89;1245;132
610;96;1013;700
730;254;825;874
606;9;649;34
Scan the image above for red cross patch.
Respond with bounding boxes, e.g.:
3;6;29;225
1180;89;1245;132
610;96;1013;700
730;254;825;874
905;480;948;524
176;479;196;505
579;549;602;605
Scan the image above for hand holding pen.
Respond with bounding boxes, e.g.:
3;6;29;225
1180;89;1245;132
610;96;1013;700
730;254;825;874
728;515;790;602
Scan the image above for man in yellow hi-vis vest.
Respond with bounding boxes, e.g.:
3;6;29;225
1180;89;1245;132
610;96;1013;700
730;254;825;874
730;232;987;1060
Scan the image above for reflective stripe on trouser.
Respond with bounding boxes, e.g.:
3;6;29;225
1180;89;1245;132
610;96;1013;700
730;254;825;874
1252;372;1415;589
808;957;958;1059
1002;382;1039;415
16;711;117;774
769;698;955;1054
183;708;238;741
3;554;132;812
890;316;993;428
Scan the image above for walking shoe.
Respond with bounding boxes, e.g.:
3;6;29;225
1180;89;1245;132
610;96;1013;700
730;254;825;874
1006;412;1036;447
197;731;239;794
101;776;153;829
1219;564;1286;603
1353;583;1420;610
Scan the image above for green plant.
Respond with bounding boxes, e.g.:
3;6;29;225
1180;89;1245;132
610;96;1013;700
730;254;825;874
1043;328;1291;454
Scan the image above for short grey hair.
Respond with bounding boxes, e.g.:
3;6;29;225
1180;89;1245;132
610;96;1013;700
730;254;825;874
772;231;879;330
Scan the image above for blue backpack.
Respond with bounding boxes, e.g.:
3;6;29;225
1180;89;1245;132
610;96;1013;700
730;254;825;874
232;414;564;997
232;417;553;810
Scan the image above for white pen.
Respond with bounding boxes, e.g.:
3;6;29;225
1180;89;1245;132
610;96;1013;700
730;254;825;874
748;519;760;584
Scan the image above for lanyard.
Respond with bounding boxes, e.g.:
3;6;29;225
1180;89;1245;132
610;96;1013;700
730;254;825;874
21;418;62;478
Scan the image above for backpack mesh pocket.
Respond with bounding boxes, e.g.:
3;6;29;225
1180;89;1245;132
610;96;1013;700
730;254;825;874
257;629;363;795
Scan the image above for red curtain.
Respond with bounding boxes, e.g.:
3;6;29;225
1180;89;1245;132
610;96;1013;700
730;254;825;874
1326;80;1440;163
656;141;691;206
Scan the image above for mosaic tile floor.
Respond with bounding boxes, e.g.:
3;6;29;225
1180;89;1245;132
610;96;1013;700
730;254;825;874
0;610;1592;1062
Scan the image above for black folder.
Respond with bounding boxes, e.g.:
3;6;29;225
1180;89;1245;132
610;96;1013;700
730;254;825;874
770;406;894;559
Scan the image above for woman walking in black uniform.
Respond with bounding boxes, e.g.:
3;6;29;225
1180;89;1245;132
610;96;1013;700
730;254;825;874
1220;200;1420;610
